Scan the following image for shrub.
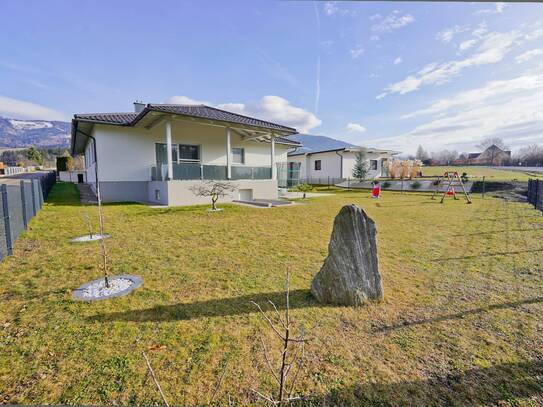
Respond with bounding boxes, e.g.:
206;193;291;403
296;183;313;199
411;181;422;189
382;181;391;189
461;172;469;183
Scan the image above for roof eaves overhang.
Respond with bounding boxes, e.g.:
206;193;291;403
133;105;297;135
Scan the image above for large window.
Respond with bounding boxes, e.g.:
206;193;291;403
232;147;245;164
370;160;378;170
179;144;200;162
155;143;179;165
314;160;322;171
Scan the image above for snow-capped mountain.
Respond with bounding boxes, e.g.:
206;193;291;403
0;117;70;148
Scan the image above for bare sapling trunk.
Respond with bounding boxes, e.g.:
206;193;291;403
212;194;218;211
251;269;309;405
95;182;109;288
83;211;93;239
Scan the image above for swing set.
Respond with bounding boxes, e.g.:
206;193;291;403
432;171;472;204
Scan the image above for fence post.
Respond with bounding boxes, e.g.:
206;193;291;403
20;181;27;229
482;176;486;200
31;180;37;216
1;184;13;256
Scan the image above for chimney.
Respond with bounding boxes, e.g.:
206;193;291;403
134;101;145;113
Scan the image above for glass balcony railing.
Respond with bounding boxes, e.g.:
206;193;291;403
151;163;272;181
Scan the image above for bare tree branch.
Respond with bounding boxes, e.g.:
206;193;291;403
142;351;170;407
209;359;229;405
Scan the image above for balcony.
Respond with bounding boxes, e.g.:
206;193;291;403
151;163;272;181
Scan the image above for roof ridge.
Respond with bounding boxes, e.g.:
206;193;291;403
198;104;297;132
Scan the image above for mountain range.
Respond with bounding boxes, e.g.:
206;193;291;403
0;117;70;148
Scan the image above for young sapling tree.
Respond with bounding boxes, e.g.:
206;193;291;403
251;269;310;405
189;180;237;211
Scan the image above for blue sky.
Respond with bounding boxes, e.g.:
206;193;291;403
1;0;543;154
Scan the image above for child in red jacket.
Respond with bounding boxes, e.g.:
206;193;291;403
372;181;381;199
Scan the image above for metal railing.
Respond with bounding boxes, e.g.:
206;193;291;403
151;163;272;181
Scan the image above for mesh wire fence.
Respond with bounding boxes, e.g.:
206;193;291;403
528;179;543;212
0;171;55;260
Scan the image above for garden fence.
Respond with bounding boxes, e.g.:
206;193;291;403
0;171;56;261
527;179;542;213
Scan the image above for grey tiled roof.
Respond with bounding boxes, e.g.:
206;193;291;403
145;104;296;133
74;104;297;134
74;112;138;124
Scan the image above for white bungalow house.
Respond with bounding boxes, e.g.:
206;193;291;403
287;145;399;184
71;102;300;206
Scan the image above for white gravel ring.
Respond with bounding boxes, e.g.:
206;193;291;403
72;275;143;301
71;234;110;243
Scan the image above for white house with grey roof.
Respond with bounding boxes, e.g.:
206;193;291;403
287;141;399;184
71;102;300;206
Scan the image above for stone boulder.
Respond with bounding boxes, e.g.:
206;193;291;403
311;204;383;305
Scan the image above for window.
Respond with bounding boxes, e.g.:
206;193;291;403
178;144;200;162
232;147;245;164
370;160;378;170
314;160;322;171
155;143;179;165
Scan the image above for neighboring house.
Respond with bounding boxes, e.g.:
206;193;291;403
287;141;399;184
58;170;86;183
468;145;511;165
71;102;300;206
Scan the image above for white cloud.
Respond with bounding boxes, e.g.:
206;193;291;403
370;35;380;42
323;2;338;16
393;57;403;65
165;95;321;133
459;39;478;51
371;12;414;33
323;1;356;17
346;122;367;133
476;2;508;14
164;95;208;105
515;48;543;63
370;68;543;153
377;25;542;98
0;95;68;121
350;46;364;59
436;25;469;43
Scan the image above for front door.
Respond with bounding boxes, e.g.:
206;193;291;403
77;173;84;183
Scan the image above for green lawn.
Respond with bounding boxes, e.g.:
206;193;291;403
1;182;542;406
421;165;543;181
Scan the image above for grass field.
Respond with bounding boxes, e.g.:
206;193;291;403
421;165;543;181
1;182;542;406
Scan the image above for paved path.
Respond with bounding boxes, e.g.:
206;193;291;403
76;183;98;204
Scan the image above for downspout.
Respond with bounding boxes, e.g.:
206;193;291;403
335;150;344;179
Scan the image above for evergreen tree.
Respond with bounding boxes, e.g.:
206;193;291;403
352;149;369;182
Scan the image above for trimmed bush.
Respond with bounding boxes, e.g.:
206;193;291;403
411;181;422;189
382;181;391;189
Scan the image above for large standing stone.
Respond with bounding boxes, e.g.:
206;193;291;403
311;204;383;305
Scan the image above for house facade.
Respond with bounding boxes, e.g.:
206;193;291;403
468;144;512;165
287;147;399;184
71;103;299;206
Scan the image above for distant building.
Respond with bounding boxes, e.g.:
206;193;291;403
468;145;511;165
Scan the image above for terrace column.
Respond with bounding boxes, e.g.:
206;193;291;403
226;127;232;179
271;134;276;180
165;120;173;180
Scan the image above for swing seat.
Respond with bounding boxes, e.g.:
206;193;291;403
447;190;455;195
